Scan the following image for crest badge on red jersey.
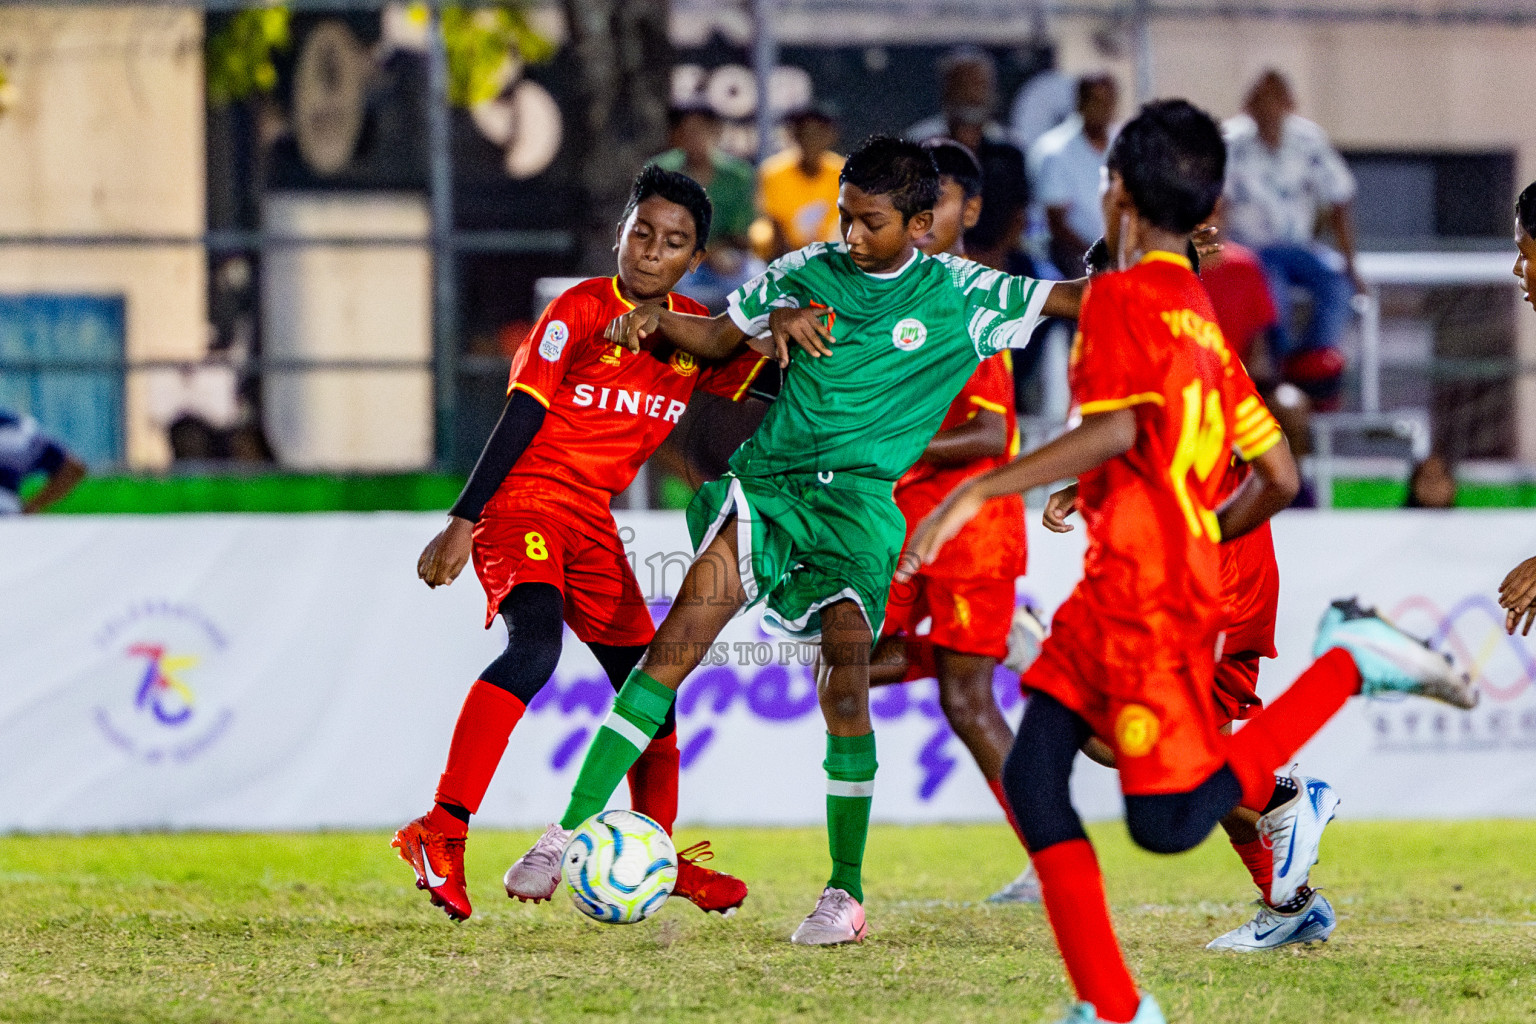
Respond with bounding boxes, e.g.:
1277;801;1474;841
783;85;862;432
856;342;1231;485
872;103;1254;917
670;350;698;377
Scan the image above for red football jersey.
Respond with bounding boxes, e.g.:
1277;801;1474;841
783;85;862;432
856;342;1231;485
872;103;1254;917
895;351;1027;581
1212;385;1284;660
1069;251;1282;644
484;276;766;522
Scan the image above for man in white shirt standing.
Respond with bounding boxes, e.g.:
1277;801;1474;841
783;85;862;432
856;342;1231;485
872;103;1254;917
1028;73;1118;275
1223;69;1364;375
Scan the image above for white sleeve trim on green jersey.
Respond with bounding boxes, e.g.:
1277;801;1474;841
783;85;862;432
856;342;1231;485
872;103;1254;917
726;243;828;335
726;291;801;336
968;278;1055;357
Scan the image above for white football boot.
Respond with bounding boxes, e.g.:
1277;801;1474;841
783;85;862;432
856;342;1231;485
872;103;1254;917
1206;890;1336;952
1053;994;1166;1024
790;887;867;945
1258;774;1340;907
986;862;1042;904
1313;598;1478;708
503;822;571;902
1003;602;1048;674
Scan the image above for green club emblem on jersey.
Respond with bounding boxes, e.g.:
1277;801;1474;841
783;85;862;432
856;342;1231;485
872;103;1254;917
892;317;928;352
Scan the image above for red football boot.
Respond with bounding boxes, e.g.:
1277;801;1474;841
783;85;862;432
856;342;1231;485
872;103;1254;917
393;814;472;921
673;840;748;916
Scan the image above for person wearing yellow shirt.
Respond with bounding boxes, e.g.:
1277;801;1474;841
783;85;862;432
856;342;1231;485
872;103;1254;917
756;103;845;258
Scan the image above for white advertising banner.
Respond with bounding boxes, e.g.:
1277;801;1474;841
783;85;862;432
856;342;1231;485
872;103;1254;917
0;510;1533;832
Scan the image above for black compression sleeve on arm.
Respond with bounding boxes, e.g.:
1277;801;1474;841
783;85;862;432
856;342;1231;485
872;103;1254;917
448;389;547;523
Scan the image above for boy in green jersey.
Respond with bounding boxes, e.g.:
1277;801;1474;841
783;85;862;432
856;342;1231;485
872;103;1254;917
504;137;1084;944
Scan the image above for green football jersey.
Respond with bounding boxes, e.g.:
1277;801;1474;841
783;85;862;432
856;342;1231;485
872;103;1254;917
725;242;1054;482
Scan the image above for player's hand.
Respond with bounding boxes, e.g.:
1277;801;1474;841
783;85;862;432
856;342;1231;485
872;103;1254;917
604;305;663;354
1191;223;1222;261
1499;555;1536;635
769;306;834;360
747;330;789;368
418;516;474;589
899;483;986;580
1042;483;1080;533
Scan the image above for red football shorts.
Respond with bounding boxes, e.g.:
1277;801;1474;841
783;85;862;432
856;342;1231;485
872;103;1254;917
1212;652;1263;722
1022;587;1228;796
471;508;654;646
884;572;1014;660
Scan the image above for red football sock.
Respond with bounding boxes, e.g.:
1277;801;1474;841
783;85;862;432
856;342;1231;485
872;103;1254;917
627;730;680;835
986;777;1029;849
1231;836;1273;896
901;637;939;682
1227;648;1361;809
433;680;527;832
1033;839;1140;1024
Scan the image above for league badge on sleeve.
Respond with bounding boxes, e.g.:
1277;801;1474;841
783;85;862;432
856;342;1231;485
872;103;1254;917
539;320;570;361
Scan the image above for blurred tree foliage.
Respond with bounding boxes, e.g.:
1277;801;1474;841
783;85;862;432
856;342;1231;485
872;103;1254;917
439;3;555;107
206;7;290;106
206;3;553;108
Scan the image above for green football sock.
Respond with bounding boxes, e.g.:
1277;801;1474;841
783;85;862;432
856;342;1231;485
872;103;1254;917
559;669;676;831
823;731;877;903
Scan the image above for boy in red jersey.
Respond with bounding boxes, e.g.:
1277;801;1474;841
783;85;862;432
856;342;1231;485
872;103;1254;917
1047;238;1334;951
909;101;1474;1024
394;166;765;921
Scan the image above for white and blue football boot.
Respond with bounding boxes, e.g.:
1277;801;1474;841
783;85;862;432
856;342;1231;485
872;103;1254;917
1313;598;1478;709
1206;890;1337;952
986;862;1042;904
1054;994;1165;1024
1259;772;1340;907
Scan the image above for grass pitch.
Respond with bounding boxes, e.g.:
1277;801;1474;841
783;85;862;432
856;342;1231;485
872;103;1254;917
0;822;1533;1023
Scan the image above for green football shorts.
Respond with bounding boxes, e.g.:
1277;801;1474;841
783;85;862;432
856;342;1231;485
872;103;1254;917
686;470;906;642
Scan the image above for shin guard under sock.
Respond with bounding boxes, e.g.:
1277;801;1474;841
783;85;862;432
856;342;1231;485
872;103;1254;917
1033;839;1140;1024
627;730;680;834
1227;648;1360;808
561;669;676;830
433;681;527;835
824;731;877;903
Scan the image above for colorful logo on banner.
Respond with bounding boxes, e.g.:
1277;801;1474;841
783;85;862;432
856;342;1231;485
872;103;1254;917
526;596;1037;802
1371;594;1536;751
92;601;234;764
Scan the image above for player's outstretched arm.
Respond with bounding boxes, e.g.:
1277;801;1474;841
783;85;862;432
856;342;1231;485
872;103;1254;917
901;409;1135;578
1040;278;1086;318
419;389;548;589
1498;556;1536;635
605;306;748;360
921;409;1009;466
1215;435;1300;541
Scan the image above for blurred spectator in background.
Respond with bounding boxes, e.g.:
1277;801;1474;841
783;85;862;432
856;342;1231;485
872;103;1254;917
0;409;85;514
908;47;1031;275
1029;73;1117;276
1404;455;1457;509
1223;70;1362;407
755;102;844;259
652;102;761;311
1010;63;1076;154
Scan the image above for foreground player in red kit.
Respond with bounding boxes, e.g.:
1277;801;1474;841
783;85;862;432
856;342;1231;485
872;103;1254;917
908;101;1474;1024
394;166;764;921
1046;236;1336;951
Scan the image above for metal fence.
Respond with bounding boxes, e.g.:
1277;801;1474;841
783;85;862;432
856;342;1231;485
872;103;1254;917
2;0;1533;503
